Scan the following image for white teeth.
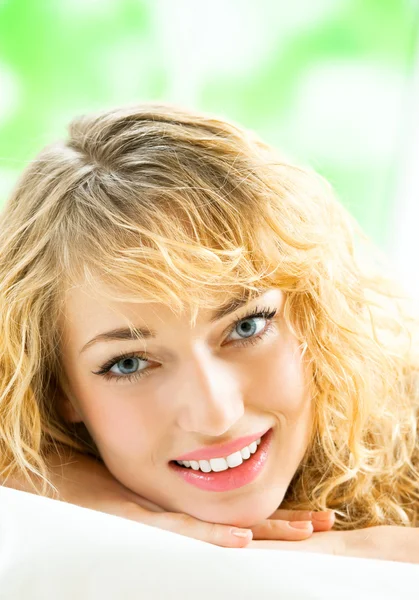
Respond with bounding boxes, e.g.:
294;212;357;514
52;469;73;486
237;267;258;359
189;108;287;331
175;435;264;473
226;450;243;468
209;457;229;472
240;446;250;460
198;460;211;473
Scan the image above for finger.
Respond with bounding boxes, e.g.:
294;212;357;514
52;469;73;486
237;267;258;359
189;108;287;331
270;509;313;521
311;511;335;532
143;511;253;548
250;519;313;541
271;509;335;532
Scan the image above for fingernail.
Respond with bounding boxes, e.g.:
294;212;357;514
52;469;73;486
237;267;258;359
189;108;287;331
312;511;334;521
288;520;313;530
231;528;252;538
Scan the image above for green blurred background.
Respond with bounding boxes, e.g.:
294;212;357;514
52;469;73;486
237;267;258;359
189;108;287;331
0;0;418;252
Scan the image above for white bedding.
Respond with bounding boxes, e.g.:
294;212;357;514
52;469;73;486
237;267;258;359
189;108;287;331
0;486;417;599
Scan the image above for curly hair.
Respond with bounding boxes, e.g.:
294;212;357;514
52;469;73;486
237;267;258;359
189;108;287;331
1;103;419;529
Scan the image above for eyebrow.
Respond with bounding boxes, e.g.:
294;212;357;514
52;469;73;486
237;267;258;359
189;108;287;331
79;291;256;355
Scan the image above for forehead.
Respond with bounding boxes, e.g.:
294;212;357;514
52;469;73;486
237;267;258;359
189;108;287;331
61;281;261;333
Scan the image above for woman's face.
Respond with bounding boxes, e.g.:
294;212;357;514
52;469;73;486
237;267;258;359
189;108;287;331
59;284;313;527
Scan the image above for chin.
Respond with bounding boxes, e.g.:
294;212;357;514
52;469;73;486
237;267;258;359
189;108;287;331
183;489;287;529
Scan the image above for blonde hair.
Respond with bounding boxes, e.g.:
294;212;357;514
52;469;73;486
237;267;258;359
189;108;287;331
1;103;419;529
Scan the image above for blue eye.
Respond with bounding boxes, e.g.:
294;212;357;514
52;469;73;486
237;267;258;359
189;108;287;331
93;306;278;384
228;316;267;340
110;356;146;376
93;352;151;383
226;307;277;343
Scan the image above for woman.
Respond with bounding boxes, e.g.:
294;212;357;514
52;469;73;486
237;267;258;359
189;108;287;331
1;103;418;561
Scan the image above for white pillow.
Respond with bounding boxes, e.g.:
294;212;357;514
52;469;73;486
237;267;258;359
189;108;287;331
0;486;417;599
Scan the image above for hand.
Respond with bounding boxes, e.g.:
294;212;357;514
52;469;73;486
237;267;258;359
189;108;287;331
6;448;334;549
247;525;419;564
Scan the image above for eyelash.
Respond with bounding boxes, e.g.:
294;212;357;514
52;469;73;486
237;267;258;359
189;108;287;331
93;305;278;384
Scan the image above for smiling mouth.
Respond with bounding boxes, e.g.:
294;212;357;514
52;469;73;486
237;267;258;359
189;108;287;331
168;428;274;492
169;428;271;473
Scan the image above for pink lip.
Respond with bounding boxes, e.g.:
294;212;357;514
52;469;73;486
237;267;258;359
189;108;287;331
173;427;270;461
170;428;273;492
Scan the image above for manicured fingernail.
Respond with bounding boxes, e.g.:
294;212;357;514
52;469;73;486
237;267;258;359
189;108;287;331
312;511;334;521
288;520;313;530
231;528;252;538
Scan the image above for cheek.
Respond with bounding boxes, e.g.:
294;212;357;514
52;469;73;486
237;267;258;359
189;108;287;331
70;379;166;460
249;337;310;420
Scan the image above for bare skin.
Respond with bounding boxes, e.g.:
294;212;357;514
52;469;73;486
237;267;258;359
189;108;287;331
43;450;419;562
58;286;315;529
3;448;334;549
5;448;417;561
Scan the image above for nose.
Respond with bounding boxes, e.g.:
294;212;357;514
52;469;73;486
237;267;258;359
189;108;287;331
174;345;244;436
